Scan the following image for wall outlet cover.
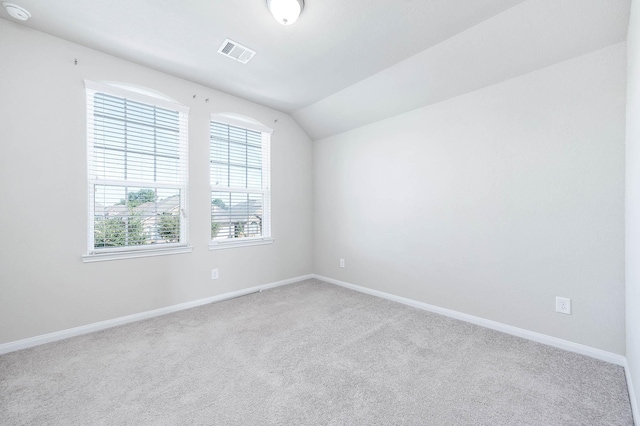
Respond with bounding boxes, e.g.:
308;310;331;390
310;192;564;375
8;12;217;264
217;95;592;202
556;296;571;314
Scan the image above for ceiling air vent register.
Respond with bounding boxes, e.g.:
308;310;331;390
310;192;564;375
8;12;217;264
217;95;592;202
217;39;256;64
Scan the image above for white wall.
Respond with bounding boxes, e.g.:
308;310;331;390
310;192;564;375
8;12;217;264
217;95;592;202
0;19;313;344
314;43;627;354
627;0;640;413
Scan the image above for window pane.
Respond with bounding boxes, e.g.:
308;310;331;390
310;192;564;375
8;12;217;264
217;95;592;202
91;94;182;185
229;165;247;188
94;185;133;248
228;127;247;144
94;117;125;150
247;167;262;189
211;162;229;187
154;190;181;244
229;142;246;166
95;185;126;215
126;122;156;155
126;100;156;126
156;108;180;128
126;152;156;182
156;155;180;183
211;191;231;239
247;145;261;168
211;139;229;161
210;119;270;243
93;185;182;247
94;93;125;120
93;148;125;180
156;128;180;158
211;191;263;240
88;85;188;253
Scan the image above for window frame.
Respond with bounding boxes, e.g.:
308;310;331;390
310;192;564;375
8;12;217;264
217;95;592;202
209;113;273;250
83;81;191;263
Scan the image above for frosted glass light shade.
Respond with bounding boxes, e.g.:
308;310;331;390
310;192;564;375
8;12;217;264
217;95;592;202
267;0;304;26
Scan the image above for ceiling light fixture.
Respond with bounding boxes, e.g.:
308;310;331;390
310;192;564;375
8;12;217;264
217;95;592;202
266;0;304;26
2;2;31;21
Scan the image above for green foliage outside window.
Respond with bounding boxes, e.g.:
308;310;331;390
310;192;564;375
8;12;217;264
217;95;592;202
94;214;144;247
211;221;220;238
158;213;180;242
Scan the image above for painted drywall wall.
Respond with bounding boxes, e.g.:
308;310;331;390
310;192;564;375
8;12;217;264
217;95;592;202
0;19;313;344
626;0;640;413
314;44;626;354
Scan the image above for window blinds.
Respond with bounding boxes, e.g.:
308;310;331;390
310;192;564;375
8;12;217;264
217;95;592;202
86;81;189;254
210;119;271;242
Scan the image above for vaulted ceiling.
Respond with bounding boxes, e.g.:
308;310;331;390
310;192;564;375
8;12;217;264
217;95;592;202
0;0;631;139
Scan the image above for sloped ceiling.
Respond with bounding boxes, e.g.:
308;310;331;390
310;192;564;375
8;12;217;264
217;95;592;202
0;0;631;140
294;0;632;139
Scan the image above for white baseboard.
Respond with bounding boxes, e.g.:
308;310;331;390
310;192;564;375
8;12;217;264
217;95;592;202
312;274;626;366
0;274;313;355
624;358;640;426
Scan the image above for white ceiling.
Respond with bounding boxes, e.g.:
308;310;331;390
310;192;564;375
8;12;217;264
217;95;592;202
0;0;631;139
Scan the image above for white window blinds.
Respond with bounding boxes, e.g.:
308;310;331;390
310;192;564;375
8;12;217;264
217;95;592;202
85;81;189;256
210;117;271;245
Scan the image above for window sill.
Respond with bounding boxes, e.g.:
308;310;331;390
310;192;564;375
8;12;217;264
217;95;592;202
82;246;193;263
209;238;274;251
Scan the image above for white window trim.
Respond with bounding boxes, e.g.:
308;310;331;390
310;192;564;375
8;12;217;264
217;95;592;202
86;81;188;114
82;246;193;263
84;81;190;262
209;237;274;251
210;113;273;135
209;114;273;250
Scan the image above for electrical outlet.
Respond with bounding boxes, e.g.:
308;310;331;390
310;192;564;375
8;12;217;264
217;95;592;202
556;296;571;314
339;258;345;268
211;269;219;280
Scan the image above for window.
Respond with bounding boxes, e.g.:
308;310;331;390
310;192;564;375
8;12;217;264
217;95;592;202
210;114;272;249
84;81;190;262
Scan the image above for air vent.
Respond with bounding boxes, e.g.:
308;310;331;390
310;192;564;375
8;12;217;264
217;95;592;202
217;39;256;64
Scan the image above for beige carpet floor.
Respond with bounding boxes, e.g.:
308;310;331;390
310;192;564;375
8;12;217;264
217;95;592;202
0;279;634;425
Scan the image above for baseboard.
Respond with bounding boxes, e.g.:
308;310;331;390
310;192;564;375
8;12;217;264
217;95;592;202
624;358;640;426
312;274;626;367
0;274;314;355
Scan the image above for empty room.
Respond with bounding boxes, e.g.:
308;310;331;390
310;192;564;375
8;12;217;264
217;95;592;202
1;0;640;424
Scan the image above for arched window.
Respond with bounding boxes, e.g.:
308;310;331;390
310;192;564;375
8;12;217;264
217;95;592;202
209;113;273;249
83;81;190;262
